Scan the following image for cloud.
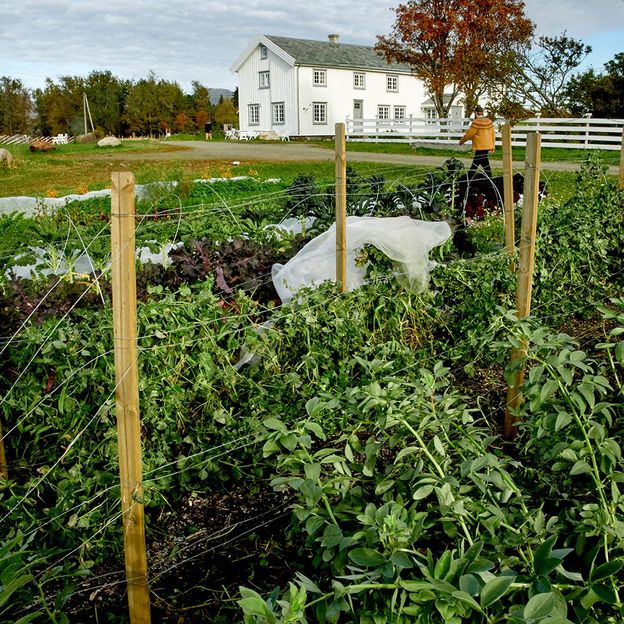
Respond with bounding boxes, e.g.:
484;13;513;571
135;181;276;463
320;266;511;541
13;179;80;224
1;0;622;92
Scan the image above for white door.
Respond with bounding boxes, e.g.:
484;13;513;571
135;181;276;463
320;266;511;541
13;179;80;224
353;100;363;133
450;105;463;126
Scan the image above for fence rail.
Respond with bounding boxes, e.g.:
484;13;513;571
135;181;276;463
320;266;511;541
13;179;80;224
0;134;75;145
346;117;624;151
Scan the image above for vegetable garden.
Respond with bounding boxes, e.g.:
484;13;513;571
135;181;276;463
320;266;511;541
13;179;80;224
0;145;623;623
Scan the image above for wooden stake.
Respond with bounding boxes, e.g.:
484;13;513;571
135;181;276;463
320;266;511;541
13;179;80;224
335;122;347;293
111;172;151;624
504;132;541;440
619;128;624;190
501;124;515;258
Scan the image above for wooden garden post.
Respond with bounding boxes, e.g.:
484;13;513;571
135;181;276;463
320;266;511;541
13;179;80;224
335;122;347;293
504;132;541;440
111;172;151;624
619;128;624;189
501;124;515;258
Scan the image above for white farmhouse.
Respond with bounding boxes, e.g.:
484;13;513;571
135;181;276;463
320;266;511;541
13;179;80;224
231;34;464;137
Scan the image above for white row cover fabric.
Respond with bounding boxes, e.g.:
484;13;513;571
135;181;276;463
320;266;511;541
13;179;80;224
271;216;451;303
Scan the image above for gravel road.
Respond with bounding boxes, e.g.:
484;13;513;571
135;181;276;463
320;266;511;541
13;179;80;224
127;140;618;174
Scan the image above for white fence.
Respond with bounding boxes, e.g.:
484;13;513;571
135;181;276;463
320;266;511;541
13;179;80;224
346;117;624;151
0;134;75;145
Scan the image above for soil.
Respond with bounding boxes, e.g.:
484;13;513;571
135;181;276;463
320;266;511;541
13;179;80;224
66;486;300;623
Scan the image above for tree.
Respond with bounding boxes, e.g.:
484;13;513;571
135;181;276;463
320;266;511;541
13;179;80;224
566;52;624;118
376;0;533;117
0;77;32;134
190;81;212;133
501;32;592;116
34;76;85;135
174;111;193;133
124;72;186;136
213;98;238;132
83;71;130;136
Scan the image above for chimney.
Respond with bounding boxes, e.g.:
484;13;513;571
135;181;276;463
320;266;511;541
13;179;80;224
328;34;339;44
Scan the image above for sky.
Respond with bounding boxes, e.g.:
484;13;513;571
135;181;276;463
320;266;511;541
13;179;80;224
1;0;623;94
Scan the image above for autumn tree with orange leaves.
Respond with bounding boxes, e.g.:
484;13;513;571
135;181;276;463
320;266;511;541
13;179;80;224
376;0;534;118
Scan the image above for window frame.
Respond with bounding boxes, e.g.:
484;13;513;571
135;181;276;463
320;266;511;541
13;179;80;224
260;44;268;59
353;72;365;89
313;102;327;125
424;108;437;123
272;101;285;125
386;75;399;92
313;69;327;87
259;71;270;89
248;104;260;126
393;105;406;120
377;105;390;121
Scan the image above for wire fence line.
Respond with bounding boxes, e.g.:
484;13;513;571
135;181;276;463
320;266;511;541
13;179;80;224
1;148;621;619
2;190;617;441
0;150;616;420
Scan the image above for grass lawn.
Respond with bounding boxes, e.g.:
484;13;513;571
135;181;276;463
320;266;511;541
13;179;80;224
0;138;605;204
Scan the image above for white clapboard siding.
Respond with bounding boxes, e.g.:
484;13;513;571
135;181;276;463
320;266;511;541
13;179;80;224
347;117;624;150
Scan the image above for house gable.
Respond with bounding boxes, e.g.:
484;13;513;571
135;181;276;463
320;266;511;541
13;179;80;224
230;34;295;73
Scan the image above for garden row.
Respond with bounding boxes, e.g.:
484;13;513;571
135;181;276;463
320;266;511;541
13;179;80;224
0;157;623;623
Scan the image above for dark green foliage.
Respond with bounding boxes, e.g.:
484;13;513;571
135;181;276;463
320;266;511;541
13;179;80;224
534;156;624;318
1;160;623;622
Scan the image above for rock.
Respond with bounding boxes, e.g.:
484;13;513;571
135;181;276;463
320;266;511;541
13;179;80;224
258;130;279;141
29;140;54;152
97;136;122;147
0;148;13;166
75;132;97;144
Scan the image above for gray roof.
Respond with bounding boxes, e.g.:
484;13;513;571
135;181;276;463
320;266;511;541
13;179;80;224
265;35;412;73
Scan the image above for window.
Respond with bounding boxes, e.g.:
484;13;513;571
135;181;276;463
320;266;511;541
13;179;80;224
272;102;285;125
394;105;406;120
353;72;365;89
259;71;270;89
260;45;268;59
313;102;327;124
313;69;327;86
425;108;437;123
386;75;398;92
377;105;390;120
248;104;260;125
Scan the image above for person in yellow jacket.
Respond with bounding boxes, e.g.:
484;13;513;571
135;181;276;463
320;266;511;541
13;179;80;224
459;105;495;178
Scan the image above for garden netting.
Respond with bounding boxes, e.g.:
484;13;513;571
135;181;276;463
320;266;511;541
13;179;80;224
271;215;451;302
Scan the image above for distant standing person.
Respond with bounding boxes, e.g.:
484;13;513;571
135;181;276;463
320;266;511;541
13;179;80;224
459;105;495;178
205;122;213;140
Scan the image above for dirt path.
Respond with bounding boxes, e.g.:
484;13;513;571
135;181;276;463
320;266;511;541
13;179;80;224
118;140;619;175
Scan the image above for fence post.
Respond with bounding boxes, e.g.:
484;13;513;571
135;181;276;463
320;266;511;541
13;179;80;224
335;123;347;292
619;129;624;189
504;132;542;440
501;124;515;259
111;172;151;624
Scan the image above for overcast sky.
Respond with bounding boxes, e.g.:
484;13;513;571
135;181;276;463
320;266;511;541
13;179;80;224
1;0;623;93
